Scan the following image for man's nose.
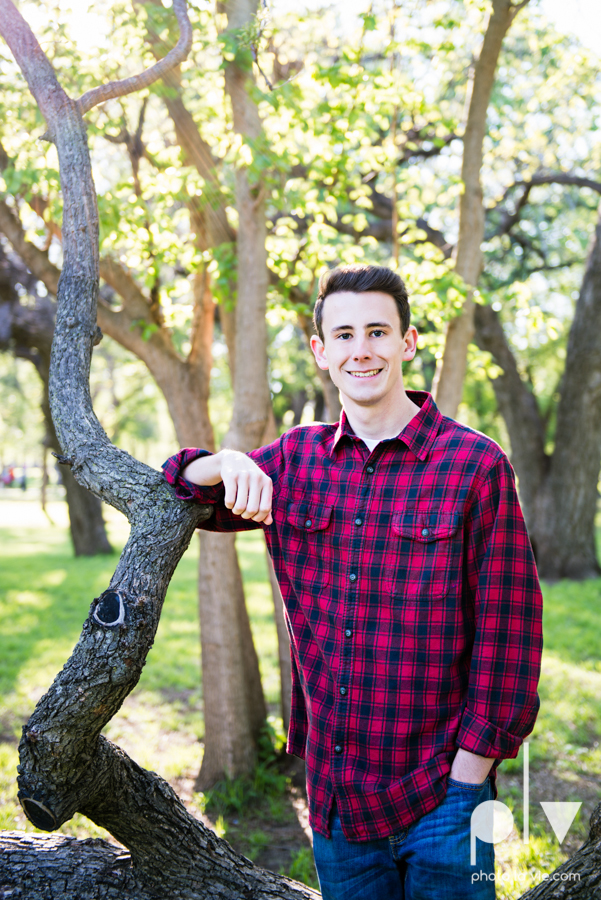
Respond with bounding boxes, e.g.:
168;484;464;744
353;335;372;359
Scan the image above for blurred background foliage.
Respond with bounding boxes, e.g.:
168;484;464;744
1;0;599;478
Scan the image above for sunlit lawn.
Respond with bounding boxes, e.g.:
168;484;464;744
1;494;600;897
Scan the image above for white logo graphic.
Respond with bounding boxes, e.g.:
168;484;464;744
540;802;582;843
469;742;581;865
470;800;514;865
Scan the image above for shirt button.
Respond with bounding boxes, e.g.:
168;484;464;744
334;745;343;754
340;686;347;696
421;527;430;537
366;465;374;474
355;517;363;526
345;629;352;638
349;573;357;582
305;519;312;528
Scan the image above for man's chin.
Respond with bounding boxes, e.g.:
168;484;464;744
340;387;384;407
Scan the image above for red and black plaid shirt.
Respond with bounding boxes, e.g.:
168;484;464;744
163;391;543;841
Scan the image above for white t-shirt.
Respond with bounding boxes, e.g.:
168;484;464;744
362;437;380;452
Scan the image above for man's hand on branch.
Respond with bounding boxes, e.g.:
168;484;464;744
182;450;273;525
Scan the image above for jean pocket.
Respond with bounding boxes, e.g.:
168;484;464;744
447;776;489;791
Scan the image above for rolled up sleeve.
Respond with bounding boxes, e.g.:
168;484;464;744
162;439;286;533
458;455;543;759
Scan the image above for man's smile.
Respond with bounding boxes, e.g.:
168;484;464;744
347;368;383;378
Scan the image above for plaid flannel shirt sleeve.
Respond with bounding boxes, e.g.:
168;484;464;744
458;454;543;760
161;441;285;533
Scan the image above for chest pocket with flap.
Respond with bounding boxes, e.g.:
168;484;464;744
284;501;334;588
386;508;461;601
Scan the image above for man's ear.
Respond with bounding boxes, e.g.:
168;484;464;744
310;334;329;371
402;325;419;362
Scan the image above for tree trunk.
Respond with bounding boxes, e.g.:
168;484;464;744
108;265;267;791
0;246;112;555
221;0;271;455
195;530;267;790
298;313;342;422
49;412;113;557
194;0;275;789
0;829;320;900
517;805;601;898
473;302;548;531
433;0;529;418
474;210;601;579
533;211;601;579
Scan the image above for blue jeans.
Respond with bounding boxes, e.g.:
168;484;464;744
312;777;495;900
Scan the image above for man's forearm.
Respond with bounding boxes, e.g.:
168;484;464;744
181;449;274;525
450;747;495;783
182;451;225;486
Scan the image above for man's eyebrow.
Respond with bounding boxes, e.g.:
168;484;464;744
330;321;392;334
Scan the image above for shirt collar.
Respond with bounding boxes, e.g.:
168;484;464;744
330;391;443;461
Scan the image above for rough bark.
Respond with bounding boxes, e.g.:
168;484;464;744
474;210;601;579
0;248;112;556
101;254;268;792
195;529;267;787
0;4;316;896
0;830;320;900
433;0;529;418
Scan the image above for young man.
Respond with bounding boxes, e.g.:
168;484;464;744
163;264;543;900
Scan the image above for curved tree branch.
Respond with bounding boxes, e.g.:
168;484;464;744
76;0;192;115
432;0;531;417
487;171;601;238
0;198;61;294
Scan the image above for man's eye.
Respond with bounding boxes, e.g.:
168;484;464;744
338;333;352;340
371;330;384;337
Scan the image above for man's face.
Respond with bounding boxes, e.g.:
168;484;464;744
309;290;418;410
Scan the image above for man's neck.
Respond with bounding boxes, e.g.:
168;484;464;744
343;388;421;444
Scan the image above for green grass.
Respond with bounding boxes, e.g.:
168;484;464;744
493;576;601;898
1;498;601;895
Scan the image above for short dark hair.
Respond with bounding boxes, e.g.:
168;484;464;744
313;264;410;341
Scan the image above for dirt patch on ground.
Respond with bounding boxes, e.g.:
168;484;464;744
172;754;315;880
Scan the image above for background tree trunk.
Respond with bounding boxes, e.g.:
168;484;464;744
433;0;529;418
45;387;113;557
474;208;601;579
533;210;601;578
195;0;275;788
0;247;112;555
